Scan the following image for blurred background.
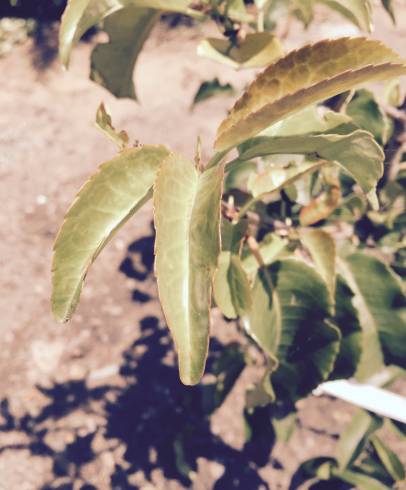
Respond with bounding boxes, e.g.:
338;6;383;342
0;1;405;489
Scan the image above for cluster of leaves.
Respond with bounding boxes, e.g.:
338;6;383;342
52;0;406;487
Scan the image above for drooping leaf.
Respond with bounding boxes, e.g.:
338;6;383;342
59;0;195;67
342;253;406;378
346;89;391;144
300;228;336;300
370;435;405;482
52;145;170;322
237;130;384;204
215;37;406;150
197;32;283;69
246;259;341;401
153;154;224;385
90;6;158;100
95;102;129;149
337;409;383;470
318;0;373;31
330;276;363;379
191;78;235;109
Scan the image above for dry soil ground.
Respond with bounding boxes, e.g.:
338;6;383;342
0;3;405;490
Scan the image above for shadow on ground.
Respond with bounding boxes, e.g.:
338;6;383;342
0;229;281;490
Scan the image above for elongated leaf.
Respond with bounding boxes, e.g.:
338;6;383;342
91;6;158;100
59;0;194;66
337;409;383;470
197;33;283;69
95;102;129;149
154;154;224;385
370;435;405;482
330;276;362;379
300;229;336;300
246;259;341;401
319;0;373;31
343;253;406;378
215;37;406;150
52;145;169;322
238;130;384;203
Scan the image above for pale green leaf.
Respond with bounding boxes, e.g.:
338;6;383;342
337;409;383;470
242;233;287;278
95;102;129;149
370;435;406;482
300;228;336;300
342;253;406;378
238;130;384;205
215;37;406;150
90;6;158;100
52;145;169;322
246;259;341;401
318;0;373;31
153;154;224;385
59;0;195;67
197;32;283;69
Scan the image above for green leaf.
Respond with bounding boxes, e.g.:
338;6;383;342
191;78;235;109
52;145;169;322
215;37;406;151
197;32;283;69
337;409;383;470
318;0;373;31
300;184;341;226
237;130;384;205
330;276;363;379
95;102;129;149
153;154;224;385
242;233;287;278
59;0;195;67
346;89;391;144
381;0;396;24
342;253;406;378
246;259;341;401
90;5;158;100
247;160;324;199
300;229;336;301
214;252;252;319
370;435;406;482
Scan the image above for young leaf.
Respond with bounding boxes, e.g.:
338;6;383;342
59;0;194;67
153;154;224;385
246;259;341;401
191;78;235;109
337;409;383;470
370;435;405;482
91;6;159;100
318;0;373;32
343;253;406;377
237;130;384;204
197;33;283;69
300;228;336;300
52;145;170;322
215;37;406;150
95;102;129;149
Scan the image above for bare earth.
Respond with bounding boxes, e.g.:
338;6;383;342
0;5;405;490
